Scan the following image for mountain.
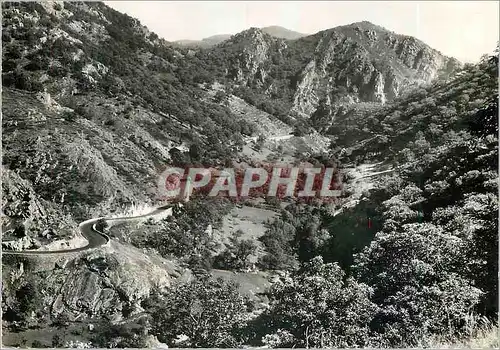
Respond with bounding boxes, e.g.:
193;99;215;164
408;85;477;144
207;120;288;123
2;1;497;348
174;25;307;48
200;21;460;123
260;25;307;40
2;2;258;331
174;34;232;48
1;1;259;225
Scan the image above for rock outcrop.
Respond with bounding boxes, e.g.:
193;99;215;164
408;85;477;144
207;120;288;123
212;22;460;119
289;22;460;115
2;240;186;323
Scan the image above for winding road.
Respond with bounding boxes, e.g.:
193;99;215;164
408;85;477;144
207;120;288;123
268;133;294;141
2;205;173;256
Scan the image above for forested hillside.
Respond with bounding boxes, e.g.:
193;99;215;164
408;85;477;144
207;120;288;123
245;52;498;347
1;1;497;348
1;1;257;245
90;46;499;350
183;23;459;130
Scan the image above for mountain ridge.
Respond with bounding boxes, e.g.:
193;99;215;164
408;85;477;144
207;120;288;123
198;21;460;122
2;2;497;348
173;25;308;48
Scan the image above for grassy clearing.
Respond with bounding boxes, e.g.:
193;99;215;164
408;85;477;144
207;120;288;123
425;324;498;349
212;205;278;263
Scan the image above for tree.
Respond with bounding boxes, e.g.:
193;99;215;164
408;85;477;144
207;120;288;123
213;238;257;270
189;143;203;161
31;340;49;348
52;334;63;348
213;90;227;105
147;276;251;347
92;319;150;348
263;256;378;348
3;69;43;91
293;123;309;137
354;223;482;346
467;87;498;138
258;218;298;271
95;218;108;232
295;215;329;262
17;281;40;318
462;193;499;317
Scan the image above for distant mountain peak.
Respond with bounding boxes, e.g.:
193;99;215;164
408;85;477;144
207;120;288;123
174;25;307;48
260;26;307;40
202;34;232;42
349;20;379;27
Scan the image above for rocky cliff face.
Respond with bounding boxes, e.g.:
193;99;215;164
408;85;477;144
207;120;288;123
210;21;460;119
2;169;79;249
2;240;188;324
221;28;287;87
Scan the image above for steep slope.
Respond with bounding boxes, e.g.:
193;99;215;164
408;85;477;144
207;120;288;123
2;1;259;244
2;239;186;347
2;4;268;341
289;21;460;115
332;52;497;166
2;169;78;250
198;22;460;123
350;54;499;342
330;52;498;273
250;53;498;347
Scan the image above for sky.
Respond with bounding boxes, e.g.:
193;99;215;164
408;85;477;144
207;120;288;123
105;1;499;63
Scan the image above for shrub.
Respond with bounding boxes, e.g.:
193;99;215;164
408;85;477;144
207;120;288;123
212;238;257;270
147;276;251;347
262;257;378;348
